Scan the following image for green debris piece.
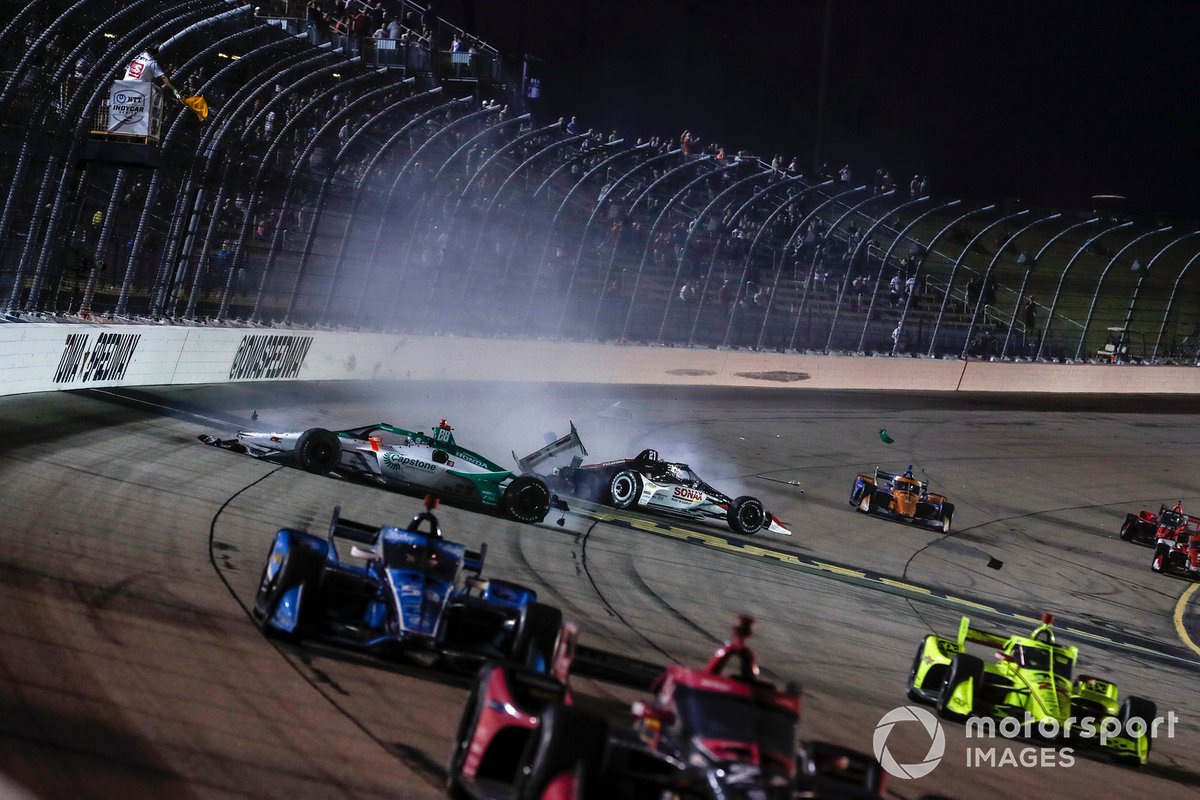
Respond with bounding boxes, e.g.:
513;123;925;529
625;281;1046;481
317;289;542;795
879;428;895;444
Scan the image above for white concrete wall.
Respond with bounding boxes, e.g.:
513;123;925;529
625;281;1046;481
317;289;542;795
1;322;1197;397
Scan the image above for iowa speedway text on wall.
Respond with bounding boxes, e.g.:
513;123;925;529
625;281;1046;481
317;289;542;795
228;334;314;380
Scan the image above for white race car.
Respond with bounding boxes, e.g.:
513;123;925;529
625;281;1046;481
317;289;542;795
520;429;790;536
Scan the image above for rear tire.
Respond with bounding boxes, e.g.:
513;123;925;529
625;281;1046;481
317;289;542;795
937;653;983;722
515;704;609;800
503;475;551;523
511;602;563;674
295;428;342;474
609;470;642;509
727;496;767;535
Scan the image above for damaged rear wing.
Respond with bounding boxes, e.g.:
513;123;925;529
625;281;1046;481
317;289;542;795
514;421;588;475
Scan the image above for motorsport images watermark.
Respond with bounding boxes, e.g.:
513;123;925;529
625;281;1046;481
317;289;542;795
872;705;1179;778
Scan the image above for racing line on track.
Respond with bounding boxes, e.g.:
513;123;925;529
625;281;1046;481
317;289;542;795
566;504;1200;668
89;387;1200;669
205;467;450;794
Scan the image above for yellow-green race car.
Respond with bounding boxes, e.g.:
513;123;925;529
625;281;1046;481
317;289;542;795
906;614;1156;766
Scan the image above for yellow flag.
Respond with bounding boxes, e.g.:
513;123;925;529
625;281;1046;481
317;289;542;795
182;95;208;121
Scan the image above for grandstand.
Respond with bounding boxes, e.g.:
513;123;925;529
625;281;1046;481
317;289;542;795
3;0;1200;364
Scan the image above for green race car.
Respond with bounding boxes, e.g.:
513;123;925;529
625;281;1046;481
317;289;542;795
200;419;555;524
906;614;1156;766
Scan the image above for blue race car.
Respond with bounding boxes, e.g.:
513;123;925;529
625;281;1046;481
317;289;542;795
252;500;563;670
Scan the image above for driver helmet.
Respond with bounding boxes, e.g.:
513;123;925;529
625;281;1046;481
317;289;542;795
667;464;684;480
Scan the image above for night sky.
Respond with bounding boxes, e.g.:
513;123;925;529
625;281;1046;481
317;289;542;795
443;1;1200;219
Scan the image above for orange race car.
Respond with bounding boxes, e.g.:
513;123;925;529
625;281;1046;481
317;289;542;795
848;465;954;533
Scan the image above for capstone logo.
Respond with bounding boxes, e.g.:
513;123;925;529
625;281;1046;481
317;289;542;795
872;705;945;780
383;452;436;472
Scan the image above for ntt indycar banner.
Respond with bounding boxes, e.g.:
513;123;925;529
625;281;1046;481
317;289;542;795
107;80;153;136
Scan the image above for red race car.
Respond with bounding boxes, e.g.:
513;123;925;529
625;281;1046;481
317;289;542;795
1120;503;1200;546
445;616;885;800
1151;520;1200;578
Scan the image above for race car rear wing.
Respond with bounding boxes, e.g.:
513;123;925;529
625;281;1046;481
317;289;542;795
327;505;381;545
956;615;1008;649
514;421;588;475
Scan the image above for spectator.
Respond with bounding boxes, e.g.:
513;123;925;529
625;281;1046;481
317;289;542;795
839;164;852;183
386;16;401;39
679;281;697;303
1022;294;1037;335
910;174;921;196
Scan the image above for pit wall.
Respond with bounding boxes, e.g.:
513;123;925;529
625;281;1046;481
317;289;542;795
1;323;1196;398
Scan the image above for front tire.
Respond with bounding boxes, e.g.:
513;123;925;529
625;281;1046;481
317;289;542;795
1152;544;1169;573
446;665;493;797
252;529;326;635
1120;514;1139;542
727;496;767;535
1115;696;1156;766
503;475;551;523
515;704;609;800
907;637;935;704
510;602;563;674
937;653;983;722
609;470;643;509
295;428;342;474
940;502;955;533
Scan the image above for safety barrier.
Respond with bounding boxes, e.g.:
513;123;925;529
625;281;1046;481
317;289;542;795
3;322;1196;399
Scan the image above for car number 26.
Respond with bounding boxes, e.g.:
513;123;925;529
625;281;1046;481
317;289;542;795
673;486;703;503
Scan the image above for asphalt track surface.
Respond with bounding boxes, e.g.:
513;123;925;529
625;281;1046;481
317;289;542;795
1;380;1199;800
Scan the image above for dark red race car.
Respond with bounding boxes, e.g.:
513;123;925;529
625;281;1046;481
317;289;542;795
1120;503;1200;546
445;616;885;800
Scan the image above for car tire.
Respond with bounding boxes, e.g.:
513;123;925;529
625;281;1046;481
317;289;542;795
727;495;767;535
446;664;493;797
252;529;326;635
906;636;935;704
1152;543;1169;573
1115;696;1156;766
937;653;983;722
515;704;609;800
1120;515;1139;542
295;428;342;474
940;503;955;533
609;470;643;509
511;602;563;674
503;475;552;523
